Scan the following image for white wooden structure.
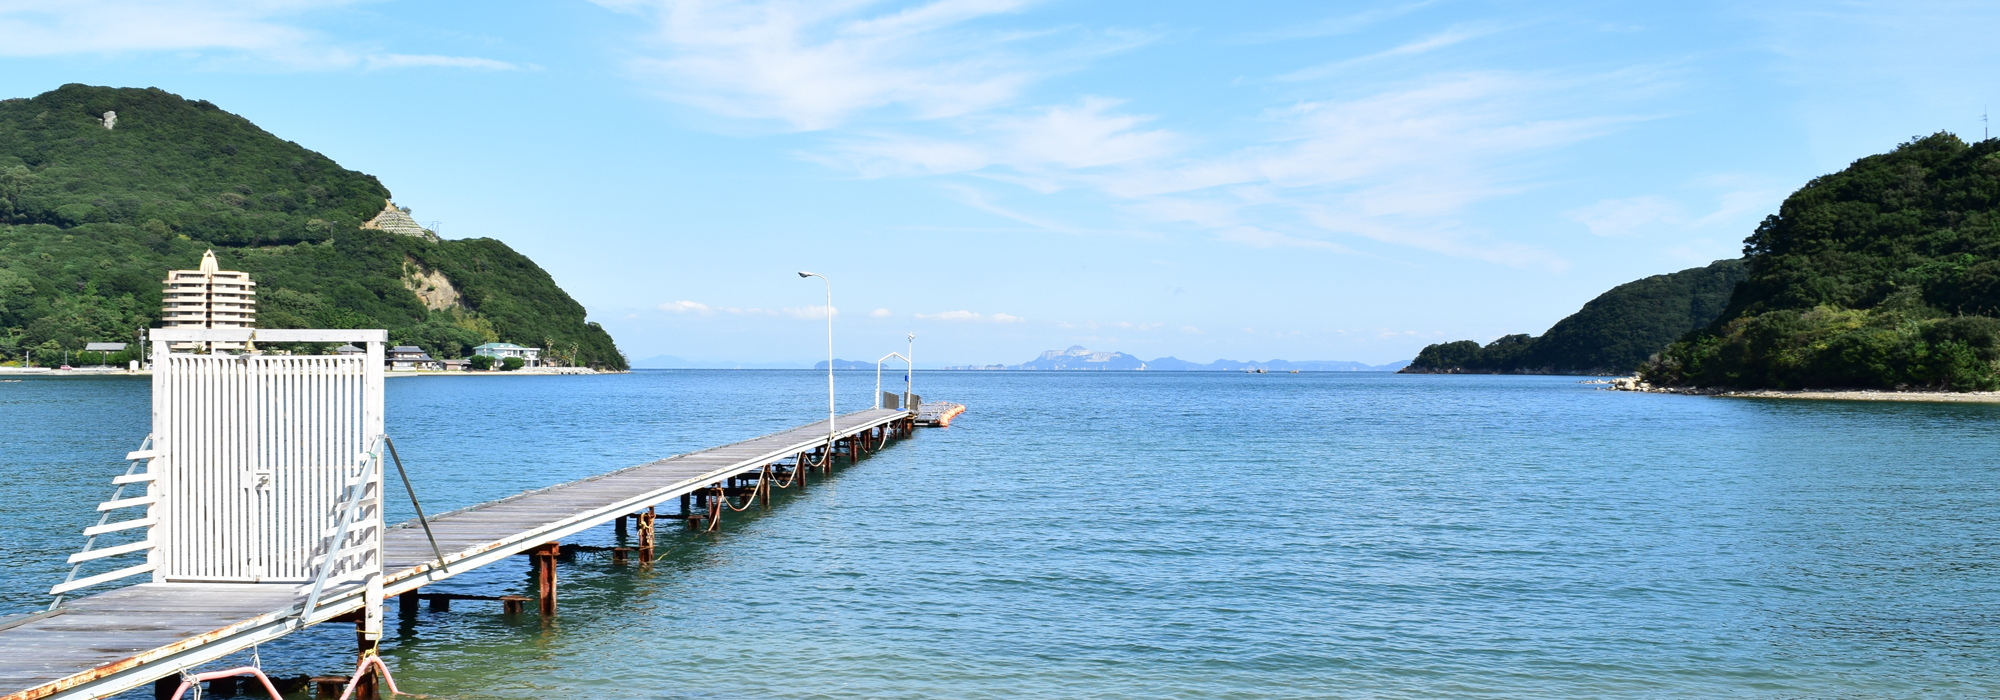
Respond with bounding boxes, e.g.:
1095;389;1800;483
50;328;391;626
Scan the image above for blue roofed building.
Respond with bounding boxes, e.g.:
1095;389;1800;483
471;342;540;367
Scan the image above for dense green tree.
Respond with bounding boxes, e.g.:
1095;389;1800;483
0;85;626;369
468;354;494;371
500;356;524;371
1404;259;1748;374
1647;133;2000;390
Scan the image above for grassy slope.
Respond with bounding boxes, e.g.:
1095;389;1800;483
0;84;624;368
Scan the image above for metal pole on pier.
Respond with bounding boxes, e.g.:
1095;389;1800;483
799;272;835;456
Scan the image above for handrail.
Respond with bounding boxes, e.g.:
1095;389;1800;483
382;436;448;573
298;436;383;626
50;435;156;609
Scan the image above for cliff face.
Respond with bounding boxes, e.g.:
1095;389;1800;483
0;84;624;368
1402;259;1748;375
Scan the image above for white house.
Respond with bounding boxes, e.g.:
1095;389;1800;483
387;345;439;371
471;342;539;367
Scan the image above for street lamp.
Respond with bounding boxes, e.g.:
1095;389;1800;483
798;271;834;455
906;332;915;410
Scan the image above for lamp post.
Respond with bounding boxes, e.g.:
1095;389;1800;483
906;332;915;410
798;271;834;455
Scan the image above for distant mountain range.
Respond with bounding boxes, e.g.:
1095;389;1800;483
637;347;1410;372
945;346;1410;372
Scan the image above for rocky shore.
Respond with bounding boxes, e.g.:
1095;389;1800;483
1596;376;2000;403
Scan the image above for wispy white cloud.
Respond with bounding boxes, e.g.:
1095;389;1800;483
0;1;328;57
1276;23;1503;82
818;68;1635;268
604;2;1647;270
658;300;714;314
780;305;836;319
820;96;1177;176
598;0;1144;131
0;2;520;70
869;308;893;318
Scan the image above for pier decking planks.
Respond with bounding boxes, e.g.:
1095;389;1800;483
1;408;911;700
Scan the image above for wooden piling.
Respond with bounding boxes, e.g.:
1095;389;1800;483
531;542;559;617
355;620;379;700
638;508;655;564
760;465;773;509
311;676;347;699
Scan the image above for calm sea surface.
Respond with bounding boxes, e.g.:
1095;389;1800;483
3;370;1998;698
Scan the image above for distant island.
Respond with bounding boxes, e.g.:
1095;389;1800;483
940;346;1409;372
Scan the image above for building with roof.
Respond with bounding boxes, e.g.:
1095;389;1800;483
387;345;439;371
160;250;256;352
471;342;539;367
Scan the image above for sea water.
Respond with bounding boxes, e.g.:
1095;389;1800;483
2;371;1997;698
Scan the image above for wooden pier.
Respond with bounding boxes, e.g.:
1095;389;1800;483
0;395;917;699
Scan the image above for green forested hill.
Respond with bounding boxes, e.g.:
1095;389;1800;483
1646;133;2000;390
0;84;624;368
1402;258;1747;375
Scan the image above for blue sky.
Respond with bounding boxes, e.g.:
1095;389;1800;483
1;1;1995;366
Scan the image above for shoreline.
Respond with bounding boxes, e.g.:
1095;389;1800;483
1598;376;2000;403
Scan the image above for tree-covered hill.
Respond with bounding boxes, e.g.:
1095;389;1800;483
1646;133;2000;390
0;84;624;369
1402;258;1747;375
